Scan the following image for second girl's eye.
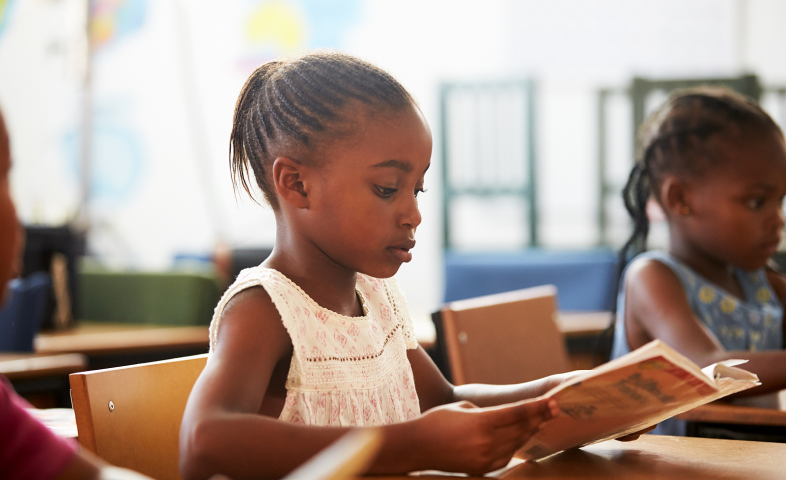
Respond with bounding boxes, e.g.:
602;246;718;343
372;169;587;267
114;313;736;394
747;197;766;210
414;188;427;198
375;186;397;198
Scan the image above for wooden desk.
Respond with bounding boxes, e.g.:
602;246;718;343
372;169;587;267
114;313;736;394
502;435;785;479
33;322;209;372
35;323;209;356
1;353;89;408
371;435;786;479
555;311;612;338
0;353;87;381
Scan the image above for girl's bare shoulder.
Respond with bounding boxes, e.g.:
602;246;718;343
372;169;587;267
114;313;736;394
624;256;692;324
625;256;683;296
214;286;290;359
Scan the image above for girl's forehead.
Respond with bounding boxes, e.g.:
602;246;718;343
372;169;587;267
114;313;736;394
701;133;786;185
329;105;431;161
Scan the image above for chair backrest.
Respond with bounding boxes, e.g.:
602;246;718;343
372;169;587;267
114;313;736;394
70;354;208;480
283;429;382;480
434;285;570;385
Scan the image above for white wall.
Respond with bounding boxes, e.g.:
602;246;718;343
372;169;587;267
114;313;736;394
1;0;785;316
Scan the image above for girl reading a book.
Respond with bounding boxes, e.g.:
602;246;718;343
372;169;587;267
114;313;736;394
179;51;652;480
612;87;786;435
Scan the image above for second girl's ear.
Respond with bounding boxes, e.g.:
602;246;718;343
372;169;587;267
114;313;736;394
272;157;310;209
660;176;691;218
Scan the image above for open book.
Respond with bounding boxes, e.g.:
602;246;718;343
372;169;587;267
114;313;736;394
518;339;760;461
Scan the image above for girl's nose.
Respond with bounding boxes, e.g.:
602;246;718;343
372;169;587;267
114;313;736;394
772;206;785;232
401;196;422;230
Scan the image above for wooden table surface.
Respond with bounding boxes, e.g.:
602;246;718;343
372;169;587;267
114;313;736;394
0;353;88;380
34;322;209;356
371;435;786;479
555;311;612;337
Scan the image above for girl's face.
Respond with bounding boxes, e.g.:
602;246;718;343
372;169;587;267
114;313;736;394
0;114;20;298
680;132;786;270
302;103;432;279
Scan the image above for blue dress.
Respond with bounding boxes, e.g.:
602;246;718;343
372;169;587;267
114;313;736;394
611;250;783;435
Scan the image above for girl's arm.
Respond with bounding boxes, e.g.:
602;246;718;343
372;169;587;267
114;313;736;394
408;344;651;440
407;346;569;410
179;287;555;480
764;268;786;347
625;259;786;396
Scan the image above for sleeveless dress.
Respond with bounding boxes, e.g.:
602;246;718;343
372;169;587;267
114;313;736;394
209;267;422;427
612;250;784;435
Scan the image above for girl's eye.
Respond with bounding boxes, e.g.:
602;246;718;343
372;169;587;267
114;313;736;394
414;188;427;198
748;197;766;210
375;186;397;198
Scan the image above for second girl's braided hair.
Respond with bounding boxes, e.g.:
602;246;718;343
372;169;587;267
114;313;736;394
617;87;783;277
230;51;415;209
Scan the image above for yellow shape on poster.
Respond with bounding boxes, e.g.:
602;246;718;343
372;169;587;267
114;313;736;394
247;1;305;53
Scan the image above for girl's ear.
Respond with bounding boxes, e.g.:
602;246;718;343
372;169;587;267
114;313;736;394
272;157;310;209
660;176;691;218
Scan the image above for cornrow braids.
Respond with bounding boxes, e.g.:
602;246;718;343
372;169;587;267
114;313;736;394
229;52;415;208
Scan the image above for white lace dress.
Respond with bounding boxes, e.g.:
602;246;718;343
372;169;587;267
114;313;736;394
209;267;422;426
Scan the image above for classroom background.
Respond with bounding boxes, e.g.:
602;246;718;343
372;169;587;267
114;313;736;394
2;0;786;322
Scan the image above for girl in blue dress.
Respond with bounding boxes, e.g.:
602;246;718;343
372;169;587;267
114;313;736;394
613;87;786;434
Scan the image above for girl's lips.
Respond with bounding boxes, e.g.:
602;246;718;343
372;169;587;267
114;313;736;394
388;246;413;263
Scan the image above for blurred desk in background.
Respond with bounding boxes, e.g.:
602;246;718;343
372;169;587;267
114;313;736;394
0;353;87;408
677;399;786;443
0;353;87;381
557;311;613;370
677;402;786;427
35;322;209;371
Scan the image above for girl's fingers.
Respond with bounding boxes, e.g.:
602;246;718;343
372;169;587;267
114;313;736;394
484;398;557;428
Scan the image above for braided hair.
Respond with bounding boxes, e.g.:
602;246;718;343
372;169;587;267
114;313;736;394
230;51;415;209
617;87;783;278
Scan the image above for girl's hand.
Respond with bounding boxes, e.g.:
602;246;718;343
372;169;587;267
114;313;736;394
412;398;558;475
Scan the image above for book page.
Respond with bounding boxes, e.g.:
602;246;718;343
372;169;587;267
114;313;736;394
517;340;759;461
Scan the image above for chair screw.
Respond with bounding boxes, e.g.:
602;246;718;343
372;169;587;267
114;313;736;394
109;401;114;412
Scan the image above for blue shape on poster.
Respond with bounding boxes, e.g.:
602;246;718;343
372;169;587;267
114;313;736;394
0;0;17;41
64;111;144;203
301;0;360;48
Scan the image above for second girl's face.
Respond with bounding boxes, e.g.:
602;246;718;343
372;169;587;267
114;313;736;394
683;132;786;270
303;103;432;278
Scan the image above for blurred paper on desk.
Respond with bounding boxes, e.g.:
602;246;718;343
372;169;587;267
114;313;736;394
518;340;759;461
25;407;78;438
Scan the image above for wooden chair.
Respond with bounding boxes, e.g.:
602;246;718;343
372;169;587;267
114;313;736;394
432;285;570;385
283;428;382;480
69;354;208;480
